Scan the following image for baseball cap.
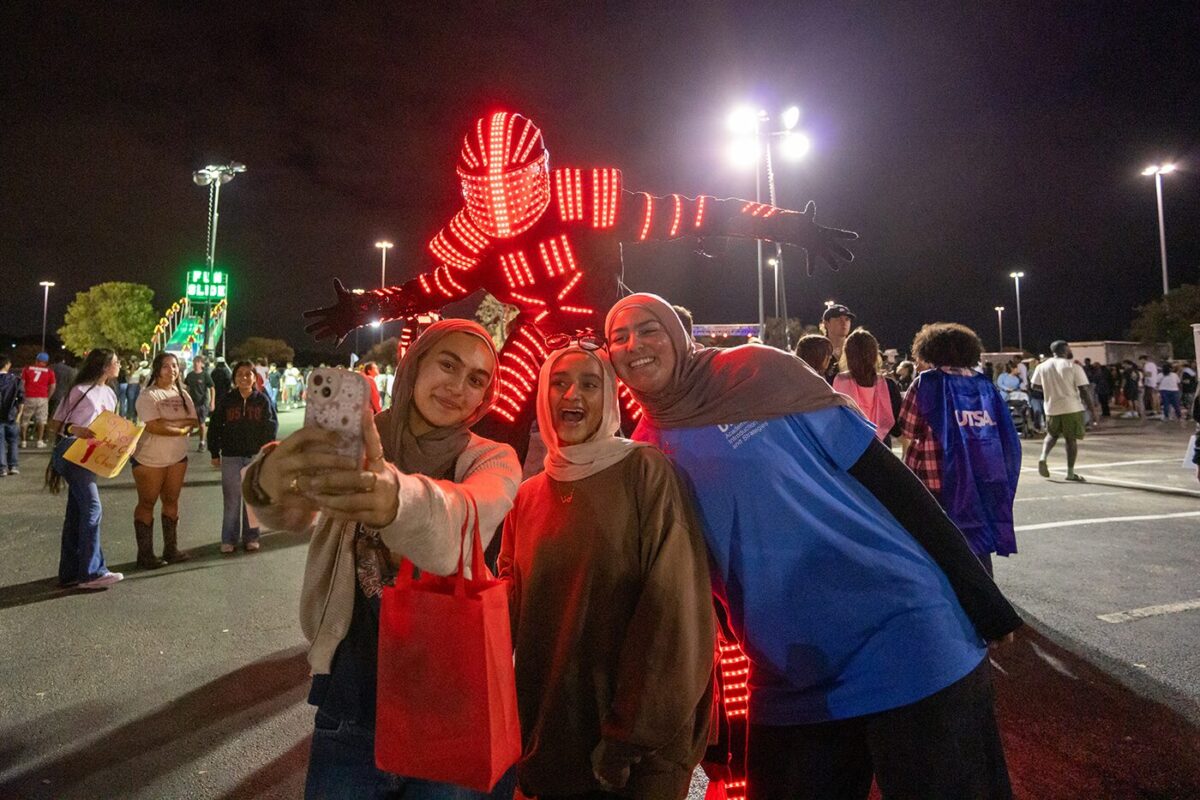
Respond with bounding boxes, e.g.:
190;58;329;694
821;304;856;322
36;352;49;362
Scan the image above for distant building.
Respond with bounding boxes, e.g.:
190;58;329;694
1068;341;1173;365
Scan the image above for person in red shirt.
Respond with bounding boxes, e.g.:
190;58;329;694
360;362;383;415
21;352;56;448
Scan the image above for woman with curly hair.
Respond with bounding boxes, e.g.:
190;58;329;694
897;323;1021;575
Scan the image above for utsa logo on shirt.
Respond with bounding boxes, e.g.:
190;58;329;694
956;409;996;428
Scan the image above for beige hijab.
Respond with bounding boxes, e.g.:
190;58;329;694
374;319;498;479
535;344;648;482
603;292;853;429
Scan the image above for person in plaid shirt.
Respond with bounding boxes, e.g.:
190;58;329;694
898;323;1021;575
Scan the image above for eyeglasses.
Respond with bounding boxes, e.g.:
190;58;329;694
545;328;606;352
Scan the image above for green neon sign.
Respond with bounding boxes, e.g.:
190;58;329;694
186;269;228;300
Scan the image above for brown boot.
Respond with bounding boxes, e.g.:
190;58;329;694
160;515;191;563
135;519;166;569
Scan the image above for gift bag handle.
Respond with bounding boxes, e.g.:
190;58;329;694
453;495;485;597
392;495;484;595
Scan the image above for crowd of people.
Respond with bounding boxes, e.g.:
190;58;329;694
14;300;1199;799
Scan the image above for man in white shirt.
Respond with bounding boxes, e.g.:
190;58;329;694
1140;356;1161;418
1031;340;1090;482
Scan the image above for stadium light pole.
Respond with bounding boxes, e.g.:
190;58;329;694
727;104;810;346
1009;272;1025;353
193;162;246;359
1141;163;1175;296
375;241;393;342
994;306;1004;351
39;281;55;351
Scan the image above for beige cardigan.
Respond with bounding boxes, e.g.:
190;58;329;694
243;433;521;674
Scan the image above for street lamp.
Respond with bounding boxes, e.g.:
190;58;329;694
38;281;55;351
727;104;810;347
994;306;1005;351
1008;272;1025;353
1140;163;1176;296
192;161;246;358
375;241;393;342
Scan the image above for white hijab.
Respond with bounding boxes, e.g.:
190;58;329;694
535;345;648;482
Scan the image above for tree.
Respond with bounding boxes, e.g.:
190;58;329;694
1129;283;1200;359
58;282;157;356
362;337;400;369
231;337;295;364
762;317;811;351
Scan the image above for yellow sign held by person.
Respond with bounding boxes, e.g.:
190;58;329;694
64;411;144;479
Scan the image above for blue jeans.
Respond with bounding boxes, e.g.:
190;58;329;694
220;455;259;546
117;383;128;417
0;422;18;470
304;713;516;800
54;439;108;584
1160;390;1182;419
124;383;141;421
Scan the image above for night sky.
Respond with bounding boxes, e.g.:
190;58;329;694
3;2;1197;357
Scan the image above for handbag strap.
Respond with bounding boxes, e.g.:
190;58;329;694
53;384;96;439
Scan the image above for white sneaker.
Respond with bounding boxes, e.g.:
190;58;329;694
78;571;124;589
36;440;47;448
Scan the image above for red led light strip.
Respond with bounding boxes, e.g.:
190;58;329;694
417;275;433;294
515;252;536;284
694;195;707;228
556;271;583;301
450;210;489;253
638;193;653;241
741;201;780;218
438;267;468;294
669;194;683;237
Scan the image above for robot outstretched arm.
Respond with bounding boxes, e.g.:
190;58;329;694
303;264;485;344
619;190;858;275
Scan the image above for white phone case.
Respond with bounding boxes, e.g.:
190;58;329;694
304;368;367;464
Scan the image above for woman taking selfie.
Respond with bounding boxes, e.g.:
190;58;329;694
499;340;714;800
241;319;520;799
49;348;124;589
605;293;1020;800
132;352;198;569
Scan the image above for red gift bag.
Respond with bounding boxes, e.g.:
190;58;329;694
375;498;522;791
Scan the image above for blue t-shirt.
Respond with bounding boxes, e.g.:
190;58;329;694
637;406;985;725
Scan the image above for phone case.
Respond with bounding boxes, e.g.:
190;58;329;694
304;368;367;464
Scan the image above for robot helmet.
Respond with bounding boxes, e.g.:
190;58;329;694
457;111;551;239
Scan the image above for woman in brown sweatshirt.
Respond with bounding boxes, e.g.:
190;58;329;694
499;341;715;800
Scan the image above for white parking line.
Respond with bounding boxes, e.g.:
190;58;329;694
1098;598;1200;624
1015;510;1200;532
1019;458;1172;473
1013;491;1127;503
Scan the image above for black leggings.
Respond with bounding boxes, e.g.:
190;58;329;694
847;438;1022;642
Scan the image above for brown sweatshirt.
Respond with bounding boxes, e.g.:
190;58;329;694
499;447;715;799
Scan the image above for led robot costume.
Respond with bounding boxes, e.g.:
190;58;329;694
304;110;857;441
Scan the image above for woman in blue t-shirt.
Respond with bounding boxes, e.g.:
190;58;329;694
605;293;1020;800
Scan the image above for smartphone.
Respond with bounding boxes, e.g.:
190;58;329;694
303;368;367;465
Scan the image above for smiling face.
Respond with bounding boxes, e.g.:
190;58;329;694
548;351;605;446
234;364;255;392
409;332;495;435
607;306;677;395
156;355;179;387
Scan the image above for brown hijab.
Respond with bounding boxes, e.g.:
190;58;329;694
604;293;854;429
374;318;499;479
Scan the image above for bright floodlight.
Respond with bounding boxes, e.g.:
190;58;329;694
193;171;213;186
39;280;55;287
779;130;811;161
994;306;1004;312
375;241;394;249
369;320;382;328
1142;166;1158;176
727;106;762;135
728;137;760;168
782;106;800;130
1009;271;1024;278
767;257;778;267
1160;163;1176;174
